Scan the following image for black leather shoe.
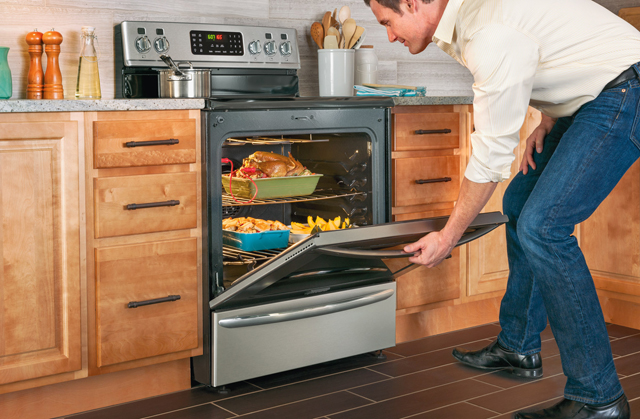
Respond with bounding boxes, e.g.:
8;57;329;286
514;394;630;418
452;340;543;378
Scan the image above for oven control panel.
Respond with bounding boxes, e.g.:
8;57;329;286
117;21;300;70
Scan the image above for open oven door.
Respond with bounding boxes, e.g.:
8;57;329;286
209;211;508;386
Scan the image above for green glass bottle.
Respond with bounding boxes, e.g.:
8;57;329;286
0;47;12;100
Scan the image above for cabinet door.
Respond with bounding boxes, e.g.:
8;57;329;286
0;121;82;384
467;108;539;296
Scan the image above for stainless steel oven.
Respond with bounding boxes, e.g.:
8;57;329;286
115;21;508;389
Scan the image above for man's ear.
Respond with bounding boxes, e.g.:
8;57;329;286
404;0;419;13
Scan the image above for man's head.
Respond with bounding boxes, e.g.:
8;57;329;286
364;0;446;54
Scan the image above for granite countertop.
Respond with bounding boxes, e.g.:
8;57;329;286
393;96;473;106
0;98;206;113
0;96;472;113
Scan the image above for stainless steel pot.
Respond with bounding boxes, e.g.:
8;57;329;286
158;54;210;98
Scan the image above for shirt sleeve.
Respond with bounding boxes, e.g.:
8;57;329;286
463;24;540;183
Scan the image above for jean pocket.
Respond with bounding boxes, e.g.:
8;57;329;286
630;89;640;150
576;88;627;131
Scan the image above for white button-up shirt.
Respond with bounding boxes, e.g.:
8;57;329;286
433;0;640;183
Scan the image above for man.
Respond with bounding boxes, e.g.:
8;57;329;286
364;0;640;417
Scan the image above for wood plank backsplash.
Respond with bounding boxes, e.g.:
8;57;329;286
0;0;636;99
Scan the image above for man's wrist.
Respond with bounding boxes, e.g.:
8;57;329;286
541;114;557;134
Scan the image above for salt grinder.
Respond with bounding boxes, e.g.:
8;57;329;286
43;29;64;99
26;29;44;99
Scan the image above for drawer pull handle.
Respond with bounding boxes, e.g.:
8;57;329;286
124;139;180;148
128;295;181;308
414;129;452;135
415;177;452;184
126;200;180;210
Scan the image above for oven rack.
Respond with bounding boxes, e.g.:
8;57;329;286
225;136;329;145
222;189;365;206
223;245;285;265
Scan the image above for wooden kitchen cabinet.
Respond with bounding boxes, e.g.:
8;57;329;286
0;113;83;390
0;110;202;419
392;105;540;343
85;110;203;376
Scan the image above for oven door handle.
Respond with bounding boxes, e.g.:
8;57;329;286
316;224;501;259
316;247;418;259
217;288;394;329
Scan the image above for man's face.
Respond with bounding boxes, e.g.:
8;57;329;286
370;0;440;54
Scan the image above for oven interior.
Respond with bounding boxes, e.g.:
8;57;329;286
219;133;376;290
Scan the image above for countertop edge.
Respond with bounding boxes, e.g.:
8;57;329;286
0;99;206;113
0;96;473;113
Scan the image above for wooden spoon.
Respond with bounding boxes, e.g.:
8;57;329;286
342;18;356;50
338;5;351;24
331;15;339;30
327;27;341;46
322;11;332;39
348;25;365;49
310;22;324;49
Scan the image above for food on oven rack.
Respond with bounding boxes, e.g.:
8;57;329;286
290;216;353;235
233;151;313;179
222;217;289;233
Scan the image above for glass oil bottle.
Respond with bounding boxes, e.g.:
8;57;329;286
75;26;101;99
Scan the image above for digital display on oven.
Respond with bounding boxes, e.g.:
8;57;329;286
190;30;244;56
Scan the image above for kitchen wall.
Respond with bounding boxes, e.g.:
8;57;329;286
0;0;638;99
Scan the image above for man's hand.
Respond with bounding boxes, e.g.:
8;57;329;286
519;114;557;174
402;178;498;267
404;230;455;267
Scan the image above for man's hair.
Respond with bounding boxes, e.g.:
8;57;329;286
363;0;434;14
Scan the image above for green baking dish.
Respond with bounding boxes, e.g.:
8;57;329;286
221;174;323;199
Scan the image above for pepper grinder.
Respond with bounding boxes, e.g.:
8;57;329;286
26;29;44;99
43;29;64;99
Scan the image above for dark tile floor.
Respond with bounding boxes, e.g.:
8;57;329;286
63;323;640;419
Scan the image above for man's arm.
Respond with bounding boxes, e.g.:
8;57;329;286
403;178;497;267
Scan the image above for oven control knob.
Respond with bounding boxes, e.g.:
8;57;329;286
264;40;277;56
279;41;292;56
154;36;170;53
135;35;151;54
248;40;261;55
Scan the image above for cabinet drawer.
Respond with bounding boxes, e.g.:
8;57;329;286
95;172;197;238
95;238;199;367
394;112;460;151
94;119;196;168
393;156;460;207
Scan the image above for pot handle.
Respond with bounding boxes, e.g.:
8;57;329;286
159;54;184;76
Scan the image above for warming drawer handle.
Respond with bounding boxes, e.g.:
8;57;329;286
316;247;419;259
126;200;180;210
128;295;181;308
415;177;452;184
414;129;452;135
124;139;180;148
217;289;394;329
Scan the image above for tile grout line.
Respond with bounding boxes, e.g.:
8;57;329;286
483;396;564;419
140;402;236;419
345;389;377;404
462;400;502;415
388;337;497;358
470;377;509;390
211;402;241;417
364;366;394;378
242;364;390;392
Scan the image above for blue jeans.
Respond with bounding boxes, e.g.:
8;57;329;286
498;63;640;404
